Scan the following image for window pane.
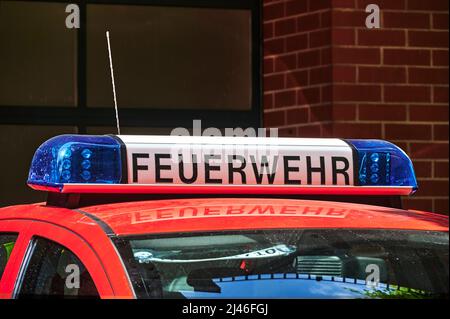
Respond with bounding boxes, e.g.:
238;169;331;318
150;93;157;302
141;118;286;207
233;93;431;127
18;237;99;299
0;233;18;281
0;125;77;207
87;5;251;110
0;1;77;106
119;230;449;299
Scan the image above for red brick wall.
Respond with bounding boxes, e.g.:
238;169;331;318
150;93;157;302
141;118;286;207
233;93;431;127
263;0;449;214
263;0;333;137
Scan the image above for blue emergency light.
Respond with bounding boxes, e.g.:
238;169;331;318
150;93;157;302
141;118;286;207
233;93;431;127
28;135;122;187
347;140;417;188
27;135;418;195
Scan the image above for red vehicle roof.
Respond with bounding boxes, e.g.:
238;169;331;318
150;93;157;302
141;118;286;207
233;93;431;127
2;198;447;237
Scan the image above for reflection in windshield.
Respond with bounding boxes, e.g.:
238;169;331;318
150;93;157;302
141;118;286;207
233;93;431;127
116;229;449;299
134;244;297;263
180;275;429;299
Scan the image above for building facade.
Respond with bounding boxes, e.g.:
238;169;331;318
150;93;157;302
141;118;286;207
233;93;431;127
263;0;449;214
0;0;448;214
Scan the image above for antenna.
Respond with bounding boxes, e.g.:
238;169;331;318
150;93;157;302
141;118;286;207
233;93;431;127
106;31;121;135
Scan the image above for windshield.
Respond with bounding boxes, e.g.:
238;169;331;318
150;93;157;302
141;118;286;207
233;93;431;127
115;229;449;299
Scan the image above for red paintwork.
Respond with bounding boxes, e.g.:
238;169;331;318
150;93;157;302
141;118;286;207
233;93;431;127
29;183;415;196
79;198;448;236
0;204;134;299
0;197;448;299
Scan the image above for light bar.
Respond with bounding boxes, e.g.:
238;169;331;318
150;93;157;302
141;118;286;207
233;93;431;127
27;135;418;195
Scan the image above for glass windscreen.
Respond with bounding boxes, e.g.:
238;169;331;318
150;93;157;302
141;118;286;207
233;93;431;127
117;229;449;299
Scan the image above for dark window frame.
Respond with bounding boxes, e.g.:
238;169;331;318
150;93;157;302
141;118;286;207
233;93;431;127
0;0;263;133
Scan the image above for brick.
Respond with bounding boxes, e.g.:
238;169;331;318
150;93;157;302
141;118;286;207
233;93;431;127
321;86;333;103
434;199;449;215
309;0;331;11
434;124;449;141
359;104;407;121
286;70;308;88
333;84;381;102
321;48;332;64
385;124;432;140
310;29;331;48
264;110;285;127
409;31;449;48
333;47;380;64
275;17;297;36
332;0;356;9
333;65;356;82
403;198;433;212
285;0;307;15
332;10;366;27
332;104;357;120
287;108;309;124
383;12;430;29
298;124;322;137
274;54;297;72
264;2;285;21
384;49;431;66
320;10;332;28
410;105;449;122
298;87;321;105
274;90;296;108
416;180;449;197
357;0;405;10
310;66;332;84
264;22;274;39
434;86;449;103
264;38;285;55
264;74;284;91
322;123;335;137
384;86;430;103
297;13;321;32
410;142;449;159
278;127;298;137
433;13;449;29
413;161;433;178
264;58;274;74
325;124;335;137
297;50;321;68
286;34;308;51
407;0;449;11
310;105;332;122
433;50;449;66
332;123;382;138
359;66;406;83
435;161;449;178
263;93;273;109
409;67;449;84
332;28;355;45
358;30;406;46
